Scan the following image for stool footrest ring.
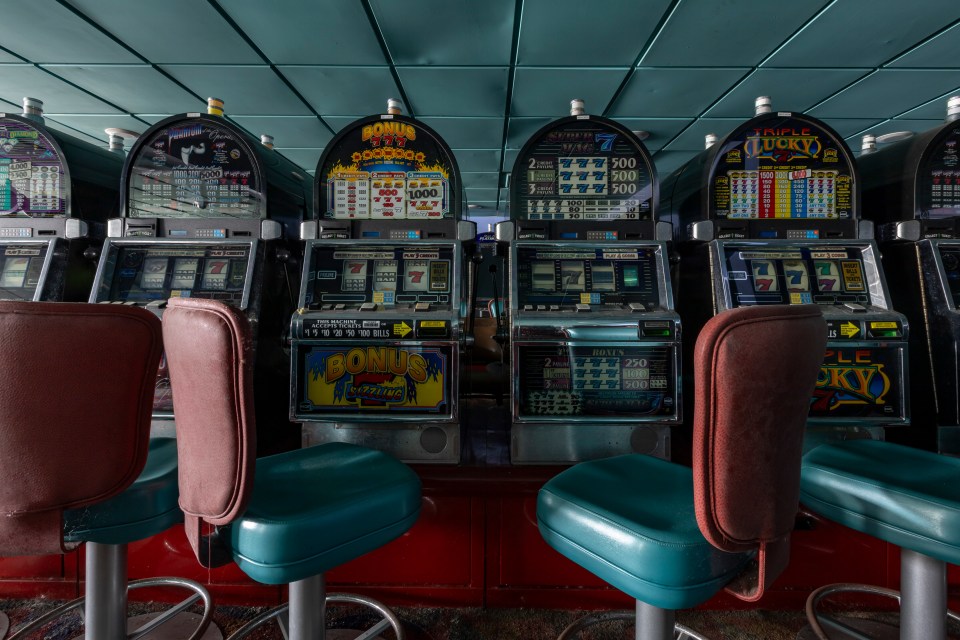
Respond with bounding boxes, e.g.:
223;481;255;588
805;582;960;640
6;576;214;640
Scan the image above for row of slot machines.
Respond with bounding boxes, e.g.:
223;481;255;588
2;92;959;464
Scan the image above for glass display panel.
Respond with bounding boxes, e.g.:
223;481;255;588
919;124;960;218
711;116;854;220
0;118;66;216
305;245;454;309
723;246;872;306
128;120;264;219
0;243;47;300
297;344;452;416
97;243;251;307
319;117;457;220
517;345;675;418
513;119;654;221
938;246;960;307
516;246;661;310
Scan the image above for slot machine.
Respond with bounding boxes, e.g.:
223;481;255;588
858;96;960;453
662;97;909;451
291;100;474;463
497;99;680;464
90;98;311;453
0;97;123;301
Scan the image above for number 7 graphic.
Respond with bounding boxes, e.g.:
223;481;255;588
596;133;617;151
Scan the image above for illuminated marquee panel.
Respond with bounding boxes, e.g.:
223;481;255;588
128;120;264;219
0;118;67;216
296;345;451;416
517;345;675;419
723;246;872;307
513;118;655;221
710;117;854;220
920;123;960;218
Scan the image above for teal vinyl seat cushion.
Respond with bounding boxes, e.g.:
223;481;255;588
801;439;960;566
231;442;422;585
64;437;181;546
538;453;752;611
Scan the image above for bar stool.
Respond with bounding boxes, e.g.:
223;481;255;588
161;297;422;640
536;305;827;640
800;439;960;639
0;301;215;640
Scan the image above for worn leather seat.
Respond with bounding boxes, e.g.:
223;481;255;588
538;305;828;640
801;439;960;639
0;301;213;640
162;297;421;639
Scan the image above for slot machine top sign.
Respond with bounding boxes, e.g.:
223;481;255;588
0;117;68;217
127;116;265;220
710;114;855;221
919;122;960;218
316;113;461;221
511;115;656;222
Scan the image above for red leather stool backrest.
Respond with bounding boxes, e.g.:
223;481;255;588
692;304;827;601
0;301;162;556
161;298;256;561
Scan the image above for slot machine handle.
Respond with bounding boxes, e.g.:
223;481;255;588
466;252;483;340
83;246;100;261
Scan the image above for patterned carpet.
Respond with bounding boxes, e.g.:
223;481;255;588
0;598;817;639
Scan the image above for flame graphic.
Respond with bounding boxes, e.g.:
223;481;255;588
326;160;359;181
416;162;449;180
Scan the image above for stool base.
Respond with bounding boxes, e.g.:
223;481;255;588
556;601;710;640
226;575;404;640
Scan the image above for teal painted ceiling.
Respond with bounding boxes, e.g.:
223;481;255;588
1;0;958;215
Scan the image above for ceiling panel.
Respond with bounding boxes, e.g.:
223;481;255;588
229;116;333;148
1;1;139;63
809;70;960;119
274;148;322;170
824;118;886;138
765;0;960;68
41;65;199;114
466;188;500;203
220;0;384;65
161;65;310;115
0;49;22;63
664;118;741;151
642;0;830;67
502;149;519;172
889;22;960;68
0;64;121;114
451;149;501;173
418;117;504;149
611;118;695;153
505;117;553;149
517;0;672;67
706;68;870;118
510;68;628;117
44;114;147;142
610;68;749;118
281;66;400;116
398;67;509;117
898;93;960;120
373;0;515;66
66;0;261;64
